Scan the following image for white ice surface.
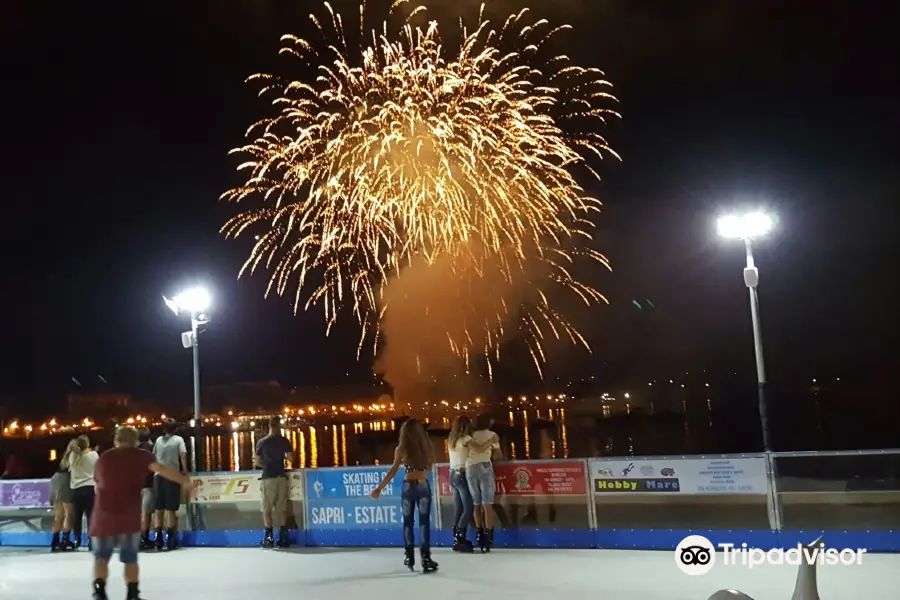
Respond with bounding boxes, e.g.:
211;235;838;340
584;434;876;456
0;547;896;600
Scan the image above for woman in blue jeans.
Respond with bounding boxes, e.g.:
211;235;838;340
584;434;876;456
447;416;495;552
371;419;438;572
463;415;501;552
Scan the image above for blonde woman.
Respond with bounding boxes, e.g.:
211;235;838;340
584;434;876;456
66;435;99;549
447;415;495;552
49;441;77;551
371;419;438;573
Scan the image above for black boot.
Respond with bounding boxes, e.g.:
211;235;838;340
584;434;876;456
484;528;494;552
166;528;178;551
126;581;144;600
60;531;75;551
475;527;486;552
276;527;290;548
452;527;473;553
92;579;108;600
403;545;415;571
421;548;438;573
154;528;165;551
50;531;60;552
260;528;275;549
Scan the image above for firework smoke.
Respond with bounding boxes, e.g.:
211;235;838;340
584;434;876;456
221;0;619;393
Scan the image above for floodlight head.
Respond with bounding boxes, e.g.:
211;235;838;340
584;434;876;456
717;211;774;240
163;296;180;315
167;287;211;315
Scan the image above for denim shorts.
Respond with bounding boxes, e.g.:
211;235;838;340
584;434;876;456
92;532;142;564
466;462;496;505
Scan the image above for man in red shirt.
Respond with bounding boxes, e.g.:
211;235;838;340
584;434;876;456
90;426;192;600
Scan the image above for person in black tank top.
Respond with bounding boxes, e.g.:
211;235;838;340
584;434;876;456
371;419;438;573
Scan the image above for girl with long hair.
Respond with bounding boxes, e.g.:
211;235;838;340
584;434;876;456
65;435;99;549
370;419;438;573
466;414;501;552
49;441;77;551
447;415;496;552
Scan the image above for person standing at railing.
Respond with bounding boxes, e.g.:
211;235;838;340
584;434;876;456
254;415;295;549
49;447;76;552
1;452;26;479
66;435;99;550
465;414;500;553
88;425;193;600
370;419;439;573
152;419;188;551
447;415;496;553
136;428;155;550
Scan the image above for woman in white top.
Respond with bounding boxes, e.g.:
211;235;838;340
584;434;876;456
65;435;99;549
461;414;501;552
447;416;494;552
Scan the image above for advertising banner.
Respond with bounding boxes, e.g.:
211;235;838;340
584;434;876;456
191;471;304;504
589;456;768;495
0;480;51;508
305;467;434;530
437;461;587;498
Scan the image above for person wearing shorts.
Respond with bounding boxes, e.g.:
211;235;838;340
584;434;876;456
254;415;294;548
49;456;75;552
463;414;500;552
90;426;191;600
152;419;187;551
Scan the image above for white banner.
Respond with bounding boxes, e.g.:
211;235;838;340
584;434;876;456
589;457;768;495
191;470;305;504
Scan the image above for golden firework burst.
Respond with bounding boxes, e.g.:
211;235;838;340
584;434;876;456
221;0;620;377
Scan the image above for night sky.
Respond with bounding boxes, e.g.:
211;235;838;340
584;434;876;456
2;1;898;408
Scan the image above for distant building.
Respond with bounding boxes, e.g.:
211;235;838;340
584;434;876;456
67;393;131;419
205;381;286;414
203;381;391;415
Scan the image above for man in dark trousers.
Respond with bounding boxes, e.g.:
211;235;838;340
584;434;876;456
254;415;294;548
89;426;191;600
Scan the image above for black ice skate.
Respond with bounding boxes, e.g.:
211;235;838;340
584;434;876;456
421;549;439;574
452;527;474;553
403;545;415;571
260;528;275;549
483;528;494;553
165;528;178;551
276;527;290;548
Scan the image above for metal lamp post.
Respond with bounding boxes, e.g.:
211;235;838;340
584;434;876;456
717;211;775;451
717;211;782;529
164;287;211;472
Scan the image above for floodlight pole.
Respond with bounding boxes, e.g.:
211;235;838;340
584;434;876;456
743;239;770;452
190;312;203;472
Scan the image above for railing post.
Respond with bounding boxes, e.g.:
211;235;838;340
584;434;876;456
582;459;597;532
764;451;783;532
432;464;442;531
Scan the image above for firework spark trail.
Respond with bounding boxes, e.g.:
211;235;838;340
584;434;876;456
221;0;620;381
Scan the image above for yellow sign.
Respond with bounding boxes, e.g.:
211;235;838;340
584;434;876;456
191;471;305;504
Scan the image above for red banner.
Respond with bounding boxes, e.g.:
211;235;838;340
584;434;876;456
437;462;586;498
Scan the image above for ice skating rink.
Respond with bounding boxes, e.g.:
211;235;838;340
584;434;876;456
1;546;897;600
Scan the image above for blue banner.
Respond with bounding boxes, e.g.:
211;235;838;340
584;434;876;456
304;467;434;530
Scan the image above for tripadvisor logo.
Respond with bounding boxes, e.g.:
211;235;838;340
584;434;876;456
675;535;866;576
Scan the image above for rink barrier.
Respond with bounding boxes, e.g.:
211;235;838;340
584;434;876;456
1;450;898;551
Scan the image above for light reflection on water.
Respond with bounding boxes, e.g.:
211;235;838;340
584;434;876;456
195;408;583;472
191;404;723;472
